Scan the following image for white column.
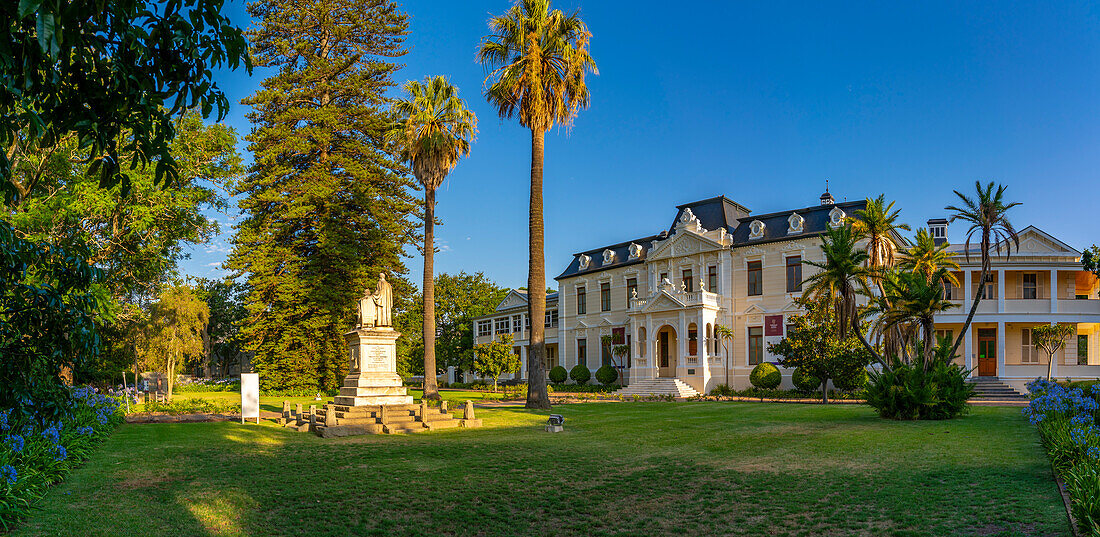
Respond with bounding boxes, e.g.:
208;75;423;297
997;269;1005;313
520;346;528;380
677;311;687;368
1051;269;1059;314
964;325;973;376
963;269;973;311
997;321;1006;378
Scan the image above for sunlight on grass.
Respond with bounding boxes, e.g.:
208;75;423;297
182;490;256;537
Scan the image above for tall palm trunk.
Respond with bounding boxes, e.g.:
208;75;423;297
921;317;935;369
422;187;440;399
526;128;551;410
949;231;990;359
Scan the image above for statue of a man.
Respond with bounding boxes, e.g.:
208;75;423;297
371;273;393;327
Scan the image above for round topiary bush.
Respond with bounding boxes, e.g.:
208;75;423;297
549;365;568;384
569;364;591;384
833;368;868;392
595;365;618;386
792;367;821;393
749;363;781;390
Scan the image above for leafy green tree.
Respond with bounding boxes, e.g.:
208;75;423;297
1;0;249;199
1082;246;1100;294
473;334;520;392
1033;323;1075;381
768;296;873;403
228;0;418;392
8;113;242;300
192;278;248;377
803;225;872;342
0;225;102;421
144;285;209;401
433;272;509;375
390;76;478;400
478;0;597;410
945;181;1020;357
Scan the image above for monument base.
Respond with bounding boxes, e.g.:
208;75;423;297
337;327;413;406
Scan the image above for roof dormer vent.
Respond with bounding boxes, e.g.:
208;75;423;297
820;179;835;206
927;218;948;246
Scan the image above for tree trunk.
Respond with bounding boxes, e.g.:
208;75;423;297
821;378;829;404
922;317;935;370
950;231;991;359
525;128;551;410
422;187;441;400
1047;352;1054;381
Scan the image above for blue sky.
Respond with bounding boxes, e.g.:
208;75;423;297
180;0;1100;290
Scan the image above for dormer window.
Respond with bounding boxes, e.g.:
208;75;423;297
628;242;644;259
828;207;846;227
748;220;766;240
578;254;591;270
787;213;804;234
927;219;949;245
602;249;616;265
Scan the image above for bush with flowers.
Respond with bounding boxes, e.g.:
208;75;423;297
0;386;124;530
1024;378;1100;533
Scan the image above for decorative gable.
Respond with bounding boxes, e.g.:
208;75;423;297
675;208;705;234
748;220;766;240
787;213;804;234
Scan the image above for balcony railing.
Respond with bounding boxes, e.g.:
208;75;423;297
629;289;721;312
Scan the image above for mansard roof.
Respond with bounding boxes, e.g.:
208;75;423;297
729;200;867;247
667;196;752;235
554;234;663;281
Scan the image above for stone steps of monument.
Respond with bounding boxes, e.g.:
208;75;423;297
421;411;456;423
614;378;700;398
383;423;428;434
425;420;459;431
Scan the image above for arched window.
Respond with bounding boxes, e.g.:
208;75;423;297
638;327;647;357
705;324;712;357
688;323;698;356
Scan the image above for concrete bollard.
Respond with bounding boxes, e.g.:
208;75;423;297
279;400;290;426
440;400;449;414
295;403;304;425
325;404;336;427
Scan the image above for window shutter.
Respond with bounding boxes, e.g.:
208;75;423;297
1039;273;1047;300
1016;273;1023;300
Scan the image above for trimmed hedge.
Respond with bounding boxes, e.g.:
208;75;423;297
569;364;591;385
833;368;868;392
792;368;821;393
749;363;781;390
595;365;618;386
548;365;568;384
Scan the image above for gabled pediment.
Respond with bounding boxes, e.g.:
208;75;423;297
575;320;591;329
1010;226;1080;256
600;317;616;326
495;290;529;311
641;291;687;313
647;230;727;261
781;301;802;313
742;303;768;315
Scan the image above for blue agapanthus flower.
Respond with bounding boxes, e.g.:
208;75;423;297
41;425;60;445
0;465;16;485
54;445;67;462
76;426;94;436
6;434;24;454
0;410;9;432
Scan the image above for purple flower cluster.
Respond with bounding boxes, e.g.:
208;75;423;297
5;434;23;454
76;426;94;436
1025;378;1100;460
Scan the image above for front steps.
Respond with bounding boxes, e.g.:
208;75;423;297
967;377;1028;402
280;401;479;437
614;378;700;398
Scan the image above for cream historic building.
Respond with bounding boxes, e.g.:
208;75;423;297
472;191;1100;394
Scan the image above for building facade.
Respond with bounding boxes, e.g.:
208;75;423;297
472;290;559;381
473;192;1100;394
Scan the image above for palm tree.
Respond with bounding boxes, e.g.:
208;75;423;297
898;228;960;285
944;181;1021;357
803;225;872;340
852;195;909;275
874;268;958;368
714;324;735;387
478;0;597;410
390;76;477;400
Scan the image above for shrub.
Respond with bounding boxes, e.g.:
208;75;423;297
709;384;734;397
595;365;618;386
749;363;781;390
143;398;238;415
833;368;868;392
792;368;820;393
549;365;568;384
864;359;973;420
569;364;591;385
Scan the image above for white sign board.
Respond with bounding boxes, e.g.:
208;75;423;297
241;373;260;424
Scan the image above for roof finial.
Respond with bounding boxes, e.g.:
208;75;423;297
820;179;835;206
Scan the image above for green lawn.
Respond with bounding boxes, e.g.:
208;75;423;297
14;403;1067;537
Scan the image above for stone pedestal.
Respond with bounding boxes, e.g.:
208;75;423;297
335;327;413;406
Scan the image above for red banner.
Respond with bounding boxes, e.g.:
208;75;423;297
765;315;784;337
612;327;625;345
